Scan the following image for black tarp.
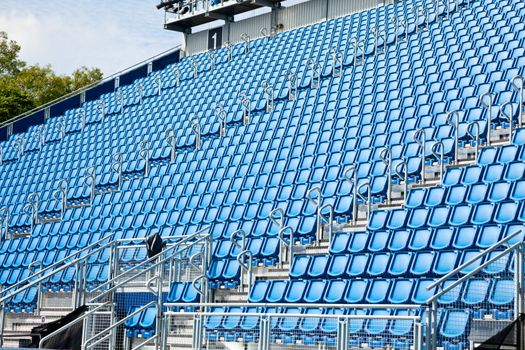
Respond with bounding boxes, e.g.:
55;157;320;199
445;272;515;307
475;314;525;350
30;305;87;350
146;232;164;258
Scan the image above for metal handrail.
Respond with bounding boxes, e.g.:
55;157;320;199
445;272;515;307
38;301;111;348
164;302;423;309
89;226;210;301
427;241;522;302
0;233;114;300
2;44;182;130
164;310;421;319
427;228;523;290
84;301;157;350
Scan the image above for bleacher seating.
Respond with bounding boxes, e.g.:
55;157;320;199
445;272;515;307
0;0;524;348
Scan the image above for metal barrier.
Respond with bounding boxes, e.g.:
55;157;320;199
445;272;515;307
426;229;524;349
163;304;423;350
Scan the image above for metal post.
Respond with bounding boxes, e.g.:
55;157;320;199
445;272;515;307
214;103;227;137
139;141;151;177
446;110;460;164
512;75;524;128
499;102;515;144
431;141;445;184
329;48;342;78
431;299;438;350
394;161;409;202
380;148;392;204
344;166;358;225
467;121;480;162
356;182;371;220
480;92;494;146
414;129;427;184
307;59;320;88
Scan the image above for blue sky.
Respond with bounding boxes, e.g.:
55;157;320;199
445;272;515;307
0;0;183;76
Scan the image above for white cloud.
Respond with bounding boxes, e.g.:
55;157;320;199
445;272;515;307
0;1;182;76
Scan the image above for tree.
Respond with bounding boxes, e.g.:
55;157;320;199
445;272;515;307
0;31;103;123
0;31;25;77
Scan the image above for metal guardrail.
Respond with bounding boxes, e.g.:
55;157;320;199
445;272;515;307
0;45;182;130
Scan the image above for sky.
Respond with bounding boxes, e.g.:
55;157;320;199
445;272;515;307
0;0;183;76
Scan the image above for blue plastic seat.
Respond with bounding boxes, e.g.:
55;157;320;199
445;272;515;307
461;278;490;305
307;255;329;279
440;310;470;340
327;255;350;278
489;279;514;306
304;280;327;303
347;232;368;253
344;279;368;304
366;279;390;304
289;255;310;279
266;280;288;303
284;280;307;303
323;279;347;303
248;280;270;303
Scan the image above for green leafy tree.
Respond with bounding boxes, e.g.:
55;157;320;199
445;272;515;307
0;31;103;123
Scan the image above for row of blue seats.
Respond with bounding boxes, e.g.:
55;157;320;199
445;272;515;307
407;178;525;208
124;306;156;339
367;202;525;231
248;278;513;307
288;249;512;280
330;225;510;255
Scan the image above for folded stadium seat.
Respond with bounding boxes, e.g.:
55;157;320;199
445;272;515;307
124;306;142;338
388;252;413;277
320;308;346;347
327;255;350;278
461;278;491;306
365;279;391;304
138;306;157;338
477;147;499;166
266;280;288;303
205;307;227;341
451;226;477;250
387;209;408;230
289;255;310;279
511;179;525;201
425;187;447;207
388;279;414;304
427;206;451;227
443;167;463;187
407;207;430;229
461;166;483;185
410;252;435;276
347;232;369;253
489;279;514;311
434;251;459;276
488;181;512;202
366;309;391;348
207;260;225;289
438;279;463;305
483;163;505;183
304;280;327;303
239;307;261;342
223;259;241;288
307;255;329;279
167;282;186;304
323;280;347;304
344;279;368;304
299;308;324;345
405;188;426;208
260;237;280;266
347;309;367;348
449;204;472;226
513;128;525;145
475;225;502;249
367;210;389;231
284;280;307;303
182;282;200;304
223;306;243;341
445;185;468;206
494;201;520;224
439;309;470;349
389;309;416;347
329;233;350;255
367;230;389;252
497;144;519;163
367;253;391;277
465;183;488;204
471;203;495;225
277;307;303;344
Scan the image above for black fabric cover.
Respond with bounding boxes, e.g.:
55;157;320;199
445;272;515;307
30;305;87;349
146;232;164;258
475;314;525;350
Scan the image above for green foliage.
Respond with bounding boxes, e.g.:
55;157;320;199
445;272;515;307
0;31;103;123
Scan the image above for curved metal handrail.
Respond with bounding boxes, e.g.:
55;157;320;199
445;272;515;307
240;33;250;54
445;110;460;163
237;249;253;293
479;92;494;146
139;140;151;176
344;165;358;224
306;58;321;88
413;128;427;184
192;115;202;149
329;48;342;78
431;141;445;184
466;121;480;162
379;147;392;204
164;126;177;163
512;75;524;128
83;166;97;204
499;101;515;144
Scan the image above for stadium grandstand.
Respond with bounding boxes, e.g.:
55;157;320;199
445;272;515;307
0;0;524;349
